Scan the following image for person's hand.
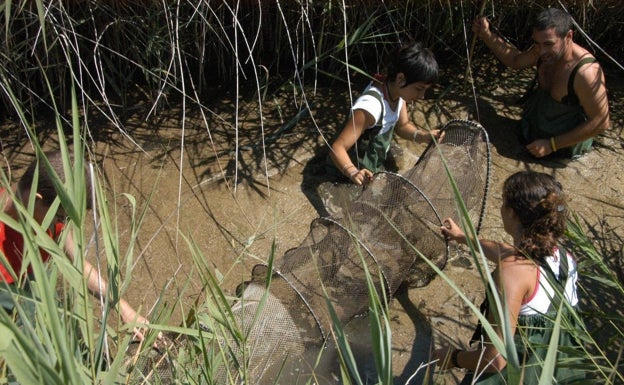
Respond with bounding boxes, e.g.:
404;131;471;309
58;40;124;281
120;305;149;341
433;347;458;370
349;168;374;186
440;218;466;244
414;128;444;144
525;138;552;158
431;129;445;143
126;313;151;342
120;303;163;344
472;16;491;38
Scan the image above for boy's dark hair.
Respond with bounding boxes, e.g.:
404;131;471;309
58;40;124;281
534;8;573;38
387;41;438;86
18;150;93;211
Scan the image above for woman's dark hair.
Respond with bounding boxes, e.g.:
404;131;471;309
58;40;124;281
534;8;573;38
386;41;438;86
18;150;93;211
502;171;568;260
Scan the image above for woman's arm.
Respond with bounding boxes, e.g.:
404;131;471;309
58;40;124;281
329;109;376;185
441;218;516;263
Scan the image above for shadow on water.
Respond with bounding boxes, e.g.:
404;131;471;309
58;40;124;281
318;290;434;385
393;290;435;385
300;147;338;218
297;297;432;385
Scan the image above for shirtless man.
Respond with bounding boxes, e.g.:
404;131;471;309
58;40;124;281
473;8;610;158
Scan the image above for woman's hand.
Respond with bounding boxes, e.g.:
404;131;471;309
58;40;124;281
440;218;466;244
349;168;374;186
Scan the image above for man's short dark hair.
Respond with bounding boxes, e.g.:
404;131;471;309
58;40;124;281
534;8;573;38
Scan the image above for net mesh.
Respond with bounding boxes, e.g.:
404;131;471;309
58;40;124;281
128;119;491;384
223;119;490;384
405;119;491;234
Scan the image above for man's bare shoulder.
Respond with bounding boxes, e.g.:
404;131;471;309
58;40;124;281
571;43;600;68
575;57;606;91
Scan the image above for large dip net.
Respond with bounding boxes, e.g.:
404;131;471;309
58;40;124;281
127;119;491;384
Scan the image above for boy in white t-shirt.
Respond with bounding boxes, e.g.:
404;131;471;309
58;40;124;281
328;41;442;186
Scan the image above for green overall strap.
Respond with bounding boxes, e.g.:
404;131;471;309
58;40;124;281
563;57;597;106
356;88;397;173
541;244;569;285
360;89;384;126
324;86;385;178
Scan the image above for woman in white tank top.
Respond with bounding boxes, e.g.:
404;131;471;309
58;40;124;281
434;171;586;384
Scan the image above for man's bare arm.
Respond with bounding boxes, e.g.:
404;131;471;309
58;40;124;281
554;62;610;150
473;16;538;70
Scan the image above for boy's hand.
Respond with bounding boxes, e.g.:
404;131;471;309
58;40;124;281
432;129;445;142
349;168;374;186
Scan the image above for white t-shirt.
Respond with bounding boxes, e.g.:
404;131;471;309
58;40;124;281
351;83;403;135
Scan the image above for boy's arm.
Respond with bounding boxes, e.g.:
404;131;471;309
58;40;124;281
394;104;442;143
329;109;375;185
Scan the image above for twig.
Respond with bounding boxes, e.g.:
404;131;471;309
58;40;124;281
465;0;489;82
405;359;438;385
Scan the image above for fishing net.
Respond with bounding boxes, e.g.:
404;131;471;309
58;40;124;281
218;119;490;384
127;119;491;384
402;119;491;286
124;334;182;384
406;119;490;234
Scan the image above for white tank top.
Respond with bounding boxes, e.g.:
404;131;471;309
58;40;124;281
519;247;579;316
